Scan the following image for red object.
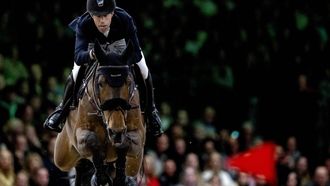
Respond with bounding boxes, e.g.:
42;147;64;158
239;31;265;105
227;142;277;184
146;177;160;186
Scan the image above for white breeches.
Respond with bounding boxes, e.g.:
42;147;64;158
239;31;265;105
136;51;149;80
72;63;80;82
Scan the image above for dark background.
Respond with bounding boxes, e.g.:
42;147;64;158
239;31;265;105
1;0;330;173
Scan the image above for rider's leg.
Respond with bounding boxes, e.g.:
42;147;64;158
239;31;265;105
144;72;164;137
43;64;80;133
135;54;163;137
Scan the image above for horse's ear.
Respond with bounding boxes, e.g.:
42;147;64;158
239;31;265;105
94;39;106;64
121;40;135;64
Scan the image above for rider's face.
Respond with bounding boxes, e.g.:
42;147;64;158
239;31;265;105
91;12;114;33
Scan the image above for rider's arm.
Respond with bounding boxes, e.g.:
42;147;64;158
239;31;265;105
126;15;149;80
71;14;96;66
74;30;95;66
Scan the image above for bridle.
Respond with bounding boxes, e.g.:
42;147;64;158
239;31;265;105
84;61;139;145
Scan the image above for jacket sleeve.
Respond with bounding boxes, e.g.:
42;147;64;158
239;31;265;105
71;13;94;66
74;28;94;66
126;16;143;63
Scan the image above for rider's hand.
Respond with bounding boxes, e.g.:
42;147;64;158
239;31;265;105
89;49;96;61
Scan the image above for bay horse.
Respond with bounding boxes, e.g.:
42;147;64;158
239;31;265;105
53;40;146;186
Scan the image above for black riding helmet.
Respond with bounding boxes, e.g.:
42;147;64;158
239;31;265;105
87;0;116;16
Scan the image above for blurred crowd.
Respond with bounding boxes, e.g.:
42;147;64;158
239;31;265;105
1;0;330;186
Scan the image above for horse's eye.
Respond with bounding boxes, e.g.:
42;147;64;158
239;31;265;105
98;76;107;88
126;78;132;85
98;78;107;88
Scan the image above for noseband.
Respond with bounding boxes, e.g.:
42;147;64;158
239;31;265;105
100;98;131;111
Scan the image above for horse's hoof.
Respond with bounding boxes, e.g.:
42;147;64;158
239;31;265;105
91;174;113;186
113;175;127;185
125;176;137;186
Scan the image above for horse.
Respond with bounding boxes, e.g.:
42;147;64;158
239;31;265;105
53;40;146;186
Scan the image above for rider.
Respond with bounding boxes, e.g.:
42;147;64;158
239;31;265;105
43;0;163;137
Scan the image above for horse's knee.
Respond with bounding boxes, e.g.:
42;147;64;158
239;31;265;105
54;150;79;172
77;131;100;157
54;158;74;172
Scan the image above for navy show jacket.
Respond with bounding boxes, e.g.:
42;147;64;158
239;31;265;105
69;7;143;66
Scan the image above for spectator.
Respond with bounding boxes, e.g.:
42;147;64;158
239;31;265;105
2;46;28;86
146;133;170;176
43;136;70;186
295;156;312;186
236;171;256;186
183;152;201;173
193;106;218;140
159;159;179;186
201;151;236;186
200;138;218;169
159;101;173;132
276;144;292;186
30;167;49;186
0;87;24;123
14;170;29;186
285;136;301;170
13;134;29;172
142;154;160;186
178;166;206;186
170;137;188;173
0;145;15;186
3;118;25;145
24;152;44;179
325;157;330;177
286;171;300;186
308;166;330;186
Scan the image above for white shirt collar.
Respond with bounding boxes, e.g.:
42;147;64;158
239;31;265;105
103;29;110;37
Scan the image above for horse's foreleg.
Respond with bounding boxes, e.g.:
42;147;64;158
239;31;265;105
76;129;101;157
76;129;111;186
75;159;94;186
113;147;129;185
54;128;80;171
125;130;145;177
91;148;112;186
125;153;143;177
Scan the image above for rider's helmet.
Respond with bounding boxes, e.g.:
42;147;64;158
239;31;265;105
87;0;116;16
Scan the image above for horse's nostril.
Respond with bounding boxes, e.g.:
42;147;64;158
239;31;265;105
113;132;122;143
108;128;126;144
108;128;113;136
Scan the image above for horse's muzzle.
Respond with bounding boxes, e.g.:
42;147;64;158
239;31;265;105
108;128;127;148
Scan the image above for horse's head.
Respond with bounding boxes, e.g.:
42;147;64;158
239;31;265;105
93;40;135;147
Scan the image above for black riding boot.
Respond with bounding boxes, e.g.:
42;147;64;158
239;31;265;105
145;72;163;137
43;74;74;133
